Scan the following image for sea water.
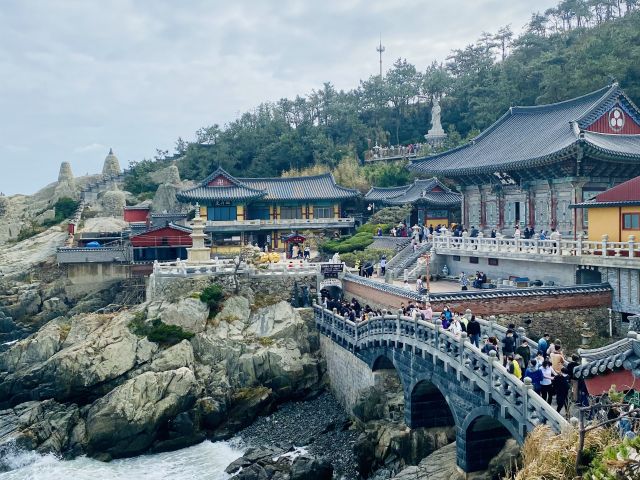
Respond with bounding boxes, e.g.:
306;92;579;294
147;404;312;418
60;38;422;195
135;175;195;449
0;440;244;480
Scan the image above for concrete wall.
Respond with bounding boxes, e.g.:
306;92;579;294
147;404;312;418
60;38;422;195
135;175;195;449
65;263;131;295
319;335;375;413
433;254;576;285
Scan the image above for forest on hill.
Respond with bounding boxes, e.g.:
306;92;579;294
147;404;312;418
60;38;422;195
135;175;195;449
126;0;640;195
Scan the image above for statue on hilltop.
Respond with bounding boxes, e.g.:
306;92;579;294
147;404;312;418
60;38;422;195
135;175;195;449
425;96;447;148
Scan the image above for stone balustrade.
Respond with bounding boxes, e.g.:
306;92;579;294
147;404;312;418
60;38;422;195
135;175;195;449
432;234;640;267
313;304;569;452
151;259;323;277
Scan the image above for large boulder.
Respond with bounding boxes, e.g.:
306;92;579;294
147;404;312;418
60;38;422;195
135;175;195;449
85;367;198;459
155;297;209;334
246;301;301;339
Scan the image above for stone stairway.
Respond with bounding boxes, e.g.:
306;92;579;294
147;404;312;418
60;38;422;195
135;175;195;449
388;242;431;280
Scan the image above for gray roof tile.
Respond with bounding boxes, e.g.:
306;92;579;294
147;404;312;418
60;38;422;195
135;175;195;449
177;167;360;203
409;84;640;177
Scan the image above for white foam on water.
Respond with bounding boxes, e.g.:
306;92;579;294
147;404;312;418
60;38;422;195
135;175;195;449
0;440;244;480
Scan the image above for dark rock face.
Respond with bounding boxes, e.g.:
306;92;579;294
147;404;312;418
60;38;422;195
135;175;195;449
290;455;333;480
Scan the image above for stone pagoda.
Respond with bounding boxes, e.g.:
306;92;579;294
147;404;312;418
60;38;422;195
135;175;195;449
186;204;211;263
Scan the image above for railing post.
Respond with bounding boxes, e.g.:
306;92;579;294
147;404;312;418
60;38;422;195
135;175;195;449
486;349;497;403
556;233;562;256
396;308;402;337
602;234;608;257
434;318;441;358
628;235;635;259
576;232;583;256
534;236;540;255
521;377;533;437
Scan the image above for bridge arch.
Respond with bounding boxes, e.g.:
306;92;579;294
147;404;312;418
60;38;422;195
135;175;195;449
408;378;458;429
459;406;520;473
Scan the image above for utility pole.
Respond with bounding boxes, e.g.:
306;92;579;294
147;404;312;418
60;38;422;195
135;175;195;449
376;35;385;77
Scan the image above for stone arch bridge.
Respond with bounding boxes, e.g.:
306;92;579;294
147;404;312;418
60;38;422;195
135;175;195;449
314;305;569;473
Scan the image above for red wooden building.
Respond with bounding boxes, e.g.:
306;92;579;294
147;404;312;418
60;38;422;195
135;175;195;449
130;224;192;262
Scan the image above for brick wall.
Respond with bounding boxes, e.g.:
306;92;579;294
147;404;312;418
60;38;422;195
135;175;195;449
344;279;614;353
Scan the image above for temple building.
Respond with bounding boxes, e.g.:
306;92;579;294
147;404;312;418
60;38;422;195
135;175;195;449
570;175;640;242
364;178;461;227
409;84;640;237
176;167;360;253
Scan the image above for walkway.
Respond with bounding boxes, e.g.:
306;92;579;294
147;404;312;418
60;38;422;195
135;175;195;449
314;303;569;472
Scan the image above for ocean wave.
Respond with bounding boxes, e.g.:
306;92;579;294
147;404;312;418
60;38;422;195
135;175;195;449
0;440;244;480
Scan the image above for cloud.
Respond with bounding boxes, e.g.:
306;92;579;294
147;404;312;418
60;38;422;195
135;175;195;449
0;0;558;195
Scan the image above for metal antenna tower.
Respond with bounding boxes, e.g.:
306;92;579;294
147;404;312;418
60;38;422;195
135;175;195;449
376;35;385;77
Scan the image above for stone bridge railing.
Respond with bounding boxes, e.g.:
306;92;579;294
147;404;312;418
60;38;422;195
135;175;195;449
152;259;323;277
314;304;569;441
432;234;640;268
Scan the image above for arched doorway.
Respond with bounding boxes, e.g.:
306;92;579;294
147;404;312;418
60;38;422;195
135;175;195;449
409;380;456;429
464;415;513;472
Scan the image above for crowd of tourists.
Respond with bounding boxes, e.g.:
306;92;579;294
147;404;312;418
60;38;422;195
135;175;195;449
321;292;586;417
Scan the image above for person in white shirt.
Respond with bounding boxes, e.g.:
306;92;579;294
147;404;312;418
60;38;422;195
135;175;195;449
449;317;462;336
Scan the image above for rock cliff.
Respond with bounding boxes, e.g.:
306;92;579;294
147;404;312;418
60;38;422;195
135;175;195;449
0;287;325;461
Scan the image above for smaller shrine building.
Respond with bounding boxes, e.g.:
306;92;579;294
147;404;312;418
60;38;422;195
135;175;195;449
176;167;360;253
571;175;640;242
364;178;461;227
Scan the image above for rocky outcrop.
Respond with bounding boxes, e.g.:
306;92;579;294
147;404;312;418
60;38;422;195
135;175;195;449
0;311;157;407
390;442;461;480
84;367;198;459
0;287;326;461
152;298;209;334
101;190;126;217
0;400;80;457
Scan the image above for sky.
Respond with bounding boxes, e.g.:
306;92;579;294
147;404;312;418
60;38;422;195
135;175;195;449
0;0;558;195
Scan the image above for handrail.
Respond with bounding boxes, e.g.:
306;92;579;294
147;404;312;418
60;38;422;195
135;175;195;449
431;234;640;262
204;217;355;227
313;304;569;436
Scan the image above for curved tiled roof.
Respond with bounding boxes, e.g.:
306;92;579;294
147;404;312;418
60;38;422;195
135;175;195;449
239;173;360;200
409;84;640;177
574;331;640;379
364;178;461;207
365;185;411;201
177;185;266;202
177;167;360;203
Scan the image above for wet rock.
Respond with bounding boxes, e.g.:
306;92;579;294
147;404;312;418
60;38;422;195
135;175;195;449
0;400;79;456
85;367;198;458
290;455;333;480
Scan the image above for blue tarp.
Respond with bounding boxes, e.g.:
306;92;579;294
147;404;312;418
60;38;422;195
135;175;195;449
86;241;101;248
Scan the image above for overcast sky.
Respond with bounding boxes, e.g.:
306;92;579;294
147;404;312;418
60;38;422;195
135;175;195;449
0;0;558;195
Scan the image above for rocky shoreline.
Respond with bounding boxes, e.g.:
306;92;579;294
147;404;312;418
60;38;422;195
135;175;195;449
235;390;359;479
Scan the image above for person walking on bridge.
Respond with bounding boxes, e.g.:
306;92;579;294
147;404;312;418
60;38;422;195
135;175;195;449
466;315;481;348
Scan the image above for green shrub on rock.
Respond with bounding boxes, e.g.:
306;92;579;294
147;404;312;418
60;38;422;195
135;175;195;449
128;313;194;346
200;284;224;317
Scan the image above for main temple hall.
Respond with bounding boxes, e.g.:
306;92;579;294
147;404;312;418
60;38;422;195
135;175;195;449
409;83;640;237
